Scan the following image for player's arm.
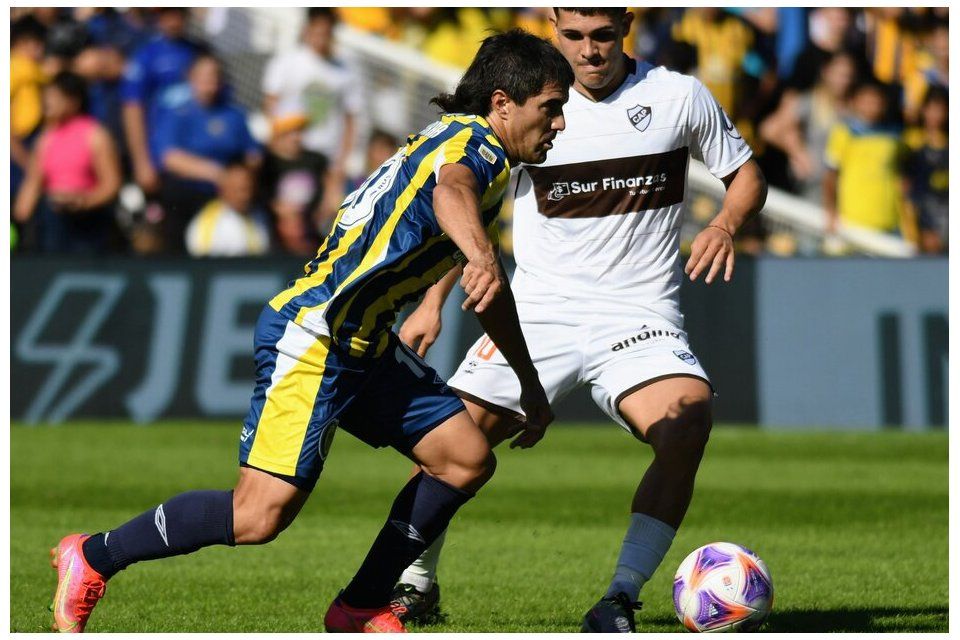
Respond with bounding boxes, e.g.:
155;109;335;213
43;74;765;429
473;264;554;448
433;163;553;444
399;265;461;357
686;159;767;284
433;163;503;313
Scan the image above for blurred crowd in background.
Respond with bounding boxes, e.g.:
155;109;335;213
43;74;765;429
10;7;949;257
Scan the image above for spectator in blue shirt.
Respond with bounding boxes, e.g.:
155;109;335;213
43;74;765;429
84;8;148;55
74;9;143;163
154;53;261;253
121;7;204;195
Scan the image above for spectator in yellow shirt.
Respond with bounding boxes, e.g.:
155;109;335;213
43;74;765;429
823;79;907;236
671;8;753;116
11;15;47;199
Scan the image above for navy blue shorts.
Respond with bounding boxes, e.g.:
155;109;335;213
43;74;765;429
238;306;465;490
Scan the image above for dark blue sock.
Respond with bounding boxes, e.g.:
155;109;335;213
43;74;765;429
341;472;473;608
81;490;235;579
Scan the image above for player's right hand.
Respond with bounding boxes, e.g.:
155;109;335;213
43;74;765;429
399;303;443;357
461;257;504;314
510;383;554;450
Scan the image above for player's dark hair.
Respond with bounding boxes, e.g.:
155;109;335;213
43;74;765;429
11;15;47;47
49;71;90;114
553;7;627;19
307;7;337;25
431;29;574;116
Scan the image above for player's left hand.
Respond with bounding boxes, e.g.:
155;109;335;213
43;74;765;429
510;383;554;450
399;303;443;357
685;225;735;284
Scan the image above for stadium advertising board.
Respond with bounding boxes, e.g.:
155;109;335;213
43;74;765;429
10;257;946;429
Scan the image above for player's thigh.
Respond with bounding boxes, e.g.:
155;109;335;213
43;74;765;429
589;327;713;441
239;307;364;493
341;336;471;458
462;398;524;448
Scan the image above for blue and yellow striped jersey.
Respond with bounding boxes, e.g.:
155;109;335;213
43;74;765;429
269;114;512;357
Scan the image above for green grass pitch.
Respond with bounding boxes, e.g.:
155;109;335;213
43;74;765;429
10;422;948;632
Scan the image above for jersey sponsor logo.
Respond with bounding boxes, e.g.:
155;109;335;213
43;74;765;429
548;174;668;202
526;147;689;217
673;349;698;365
611;325;682;352
478;144;497;164
627;104;652;132
548;182;572;201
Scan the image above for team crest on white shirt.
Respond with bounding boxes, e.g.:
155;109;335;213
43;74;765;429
627;104;652;132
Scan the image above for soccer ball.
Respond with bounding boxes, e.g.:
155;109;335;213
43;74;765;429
673;542;773;632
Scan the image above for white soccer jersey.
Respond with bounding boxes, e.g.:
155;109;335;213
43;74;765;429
510;59;752;328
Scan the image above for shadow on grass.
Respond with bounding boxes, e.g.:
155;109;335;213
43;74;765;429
638;605;948;633
765;605;948;632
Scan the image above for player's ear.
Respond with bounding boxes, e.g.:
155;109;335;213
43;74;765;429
622;12;634;36
490;89;511;119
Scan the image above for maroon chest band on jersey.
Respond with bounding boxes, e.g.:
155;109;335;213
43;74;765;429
525;146;689;218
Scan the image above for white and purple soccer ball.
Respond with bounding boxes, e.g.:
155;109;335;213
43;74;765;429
673;542;774;632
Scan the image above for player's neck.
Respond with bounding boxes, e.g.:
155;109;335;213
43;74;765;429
483;113;519;165
573;54;631;103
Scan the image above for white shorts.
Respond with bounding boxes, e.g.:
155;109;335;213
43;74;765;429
448;318;711;434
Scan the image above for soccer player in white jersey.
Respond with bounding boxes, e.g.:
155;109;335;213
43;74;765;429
391;9;767;633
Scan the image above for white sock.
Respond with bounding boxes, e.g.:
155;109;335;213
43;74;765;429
605;513;676;601
399;529;447;593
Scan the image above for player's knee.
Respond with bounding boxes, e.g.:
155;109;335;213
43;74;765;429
444;447;496;493
475;449;497;486
648;399;712;464
233;503;291;545
462;447;497;488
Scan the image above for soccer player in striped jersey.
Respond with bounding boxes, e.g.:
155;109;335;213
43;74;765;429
393;9;768;632
48;30;569;633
